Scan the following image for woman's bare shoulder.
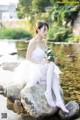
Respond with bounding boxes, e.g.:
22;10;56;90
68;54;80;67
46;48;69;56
28;38;36;49
29;38;36;44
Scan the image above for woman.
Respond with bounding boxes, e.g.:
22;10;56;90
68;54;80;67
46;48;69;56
0;21;69;113
20;21;69;113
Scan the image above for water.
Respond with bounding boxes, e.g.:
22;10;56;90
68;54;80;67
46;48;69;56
0;95;23;120
0;40;28;63
0;40;34;120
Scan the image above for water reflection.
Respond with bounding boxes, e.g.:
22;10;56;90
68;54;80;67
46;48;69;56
0;40;28;64
0;41;18;64
16;41;28;59
0;41;17;56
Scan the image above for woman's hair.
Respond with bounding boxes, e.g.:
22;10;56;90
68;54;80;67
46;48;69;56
36;21;49;34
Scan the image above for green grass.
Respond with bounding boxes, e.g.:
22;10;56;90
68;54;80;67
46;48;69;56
0;28;32;39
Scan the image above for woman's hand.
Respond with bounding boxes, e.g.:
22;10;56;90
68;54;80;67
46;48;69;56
40;58;49;64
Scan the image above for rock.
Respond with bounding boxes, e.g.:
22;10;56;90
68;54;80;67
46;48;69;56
0;91;4;94
1;62;20;71
13;99;24;114
75;118;80;120
7;98;14;110
20;83;63;118
0;85;4;94
7;85;22;102
0;62;19;95
59;101;80;120
7;79;26;102
0;85;4;91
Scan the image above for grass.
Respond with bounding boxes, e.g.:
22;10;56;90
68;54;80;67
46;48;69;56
0;28;32;39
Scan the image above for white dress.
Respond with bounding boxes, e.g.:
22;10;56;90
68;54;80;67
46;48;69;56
12;45;61;88
0;45;61;89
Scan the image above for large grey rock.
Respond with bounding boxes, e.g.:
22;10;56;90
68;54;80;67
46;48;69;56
59;101;80;120
6;76;26;102
0;62;20;94
7;85;23;102
20;83;63;118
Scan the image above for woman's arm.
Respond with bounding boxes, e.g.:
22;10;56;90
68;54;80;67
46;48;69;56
26;39;41;64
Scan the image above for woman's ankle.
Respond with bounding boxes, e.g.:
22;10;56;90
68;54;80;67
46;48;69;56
56;102;69;113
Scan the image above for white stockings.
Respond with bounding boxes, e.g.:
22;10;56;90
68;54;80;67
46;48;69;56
45;62;69;113
45;62;55;107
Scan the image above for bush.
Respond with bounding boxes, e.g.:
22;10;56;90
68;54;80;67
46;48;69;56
47;24;72;42
68;35;80;42
0;28;32;39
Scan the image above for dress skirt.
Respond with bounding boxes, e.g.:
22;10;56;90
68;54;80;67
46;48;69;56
12;60;61;88
0;59;61;89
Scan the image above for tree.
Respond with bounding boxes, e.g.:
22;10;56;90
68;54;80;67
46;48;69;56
16;0;80;42
17;0;54;16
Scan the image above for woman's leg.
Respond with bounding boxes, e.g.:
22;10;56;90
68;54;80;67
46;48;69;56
45;62;56;107
52;73;69;113
26;73;40;88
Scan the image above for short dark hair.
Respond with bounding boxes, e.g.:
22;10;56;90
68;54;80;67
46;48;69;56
36;21;49;34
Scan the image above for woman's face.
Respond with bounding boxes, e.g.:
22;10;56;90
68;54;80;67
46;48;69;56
38;25;48;38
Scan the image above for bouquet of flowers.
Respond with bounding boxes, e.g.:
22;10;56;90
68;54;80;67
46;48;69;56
45;47;55;61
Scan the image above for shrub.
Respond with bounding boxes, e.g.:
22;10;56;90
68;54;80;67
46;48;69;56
0;28;32;39
47;24;72;42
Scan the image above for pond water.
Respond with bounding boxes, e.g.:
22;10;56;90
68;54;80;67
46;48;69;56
0;40;28;63
0;40;34;120
0;40;80;120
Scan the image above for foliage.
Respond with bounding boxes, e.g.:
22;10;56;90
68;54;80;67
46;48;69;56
47;23;72;42
17;12;25;19
51;4;80;26
0;28;32;39
16;4;25;19
68;34;80;42
17;0;52;16
17;0;80;42
17;0;33;17
47;3;80;42
16;0;54;28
